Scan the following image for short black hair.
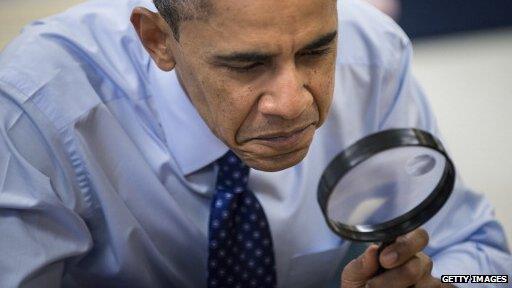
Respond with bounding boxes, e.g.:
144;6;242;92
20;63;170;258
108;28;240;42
153;0;212;41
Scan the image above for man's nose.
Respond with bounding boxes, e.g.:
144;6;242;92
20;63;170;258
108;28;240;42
258;64;313;120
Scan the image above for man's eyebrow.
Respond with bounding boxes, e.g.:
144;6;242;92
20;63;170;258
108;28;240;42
300;30;338;51
212;30;338;63
213;52;276;63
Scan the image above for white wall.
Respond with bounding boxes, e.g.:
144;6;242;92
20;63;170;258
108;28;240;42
412;30;512;245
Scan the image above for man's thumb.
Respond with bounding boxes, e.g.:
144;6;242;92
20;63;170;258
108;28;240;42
340;244;380;288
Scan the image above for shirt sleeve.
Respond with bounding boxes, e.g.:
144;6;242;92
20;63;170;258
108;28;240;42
0;93;92;288
378;38;512;286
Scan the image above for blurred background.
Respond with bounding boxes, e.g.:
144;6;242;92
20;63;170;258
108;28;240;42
0;0;511;245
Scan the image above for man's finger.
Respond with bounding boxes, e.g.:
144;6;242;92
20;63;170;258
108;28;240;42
340;244;380;288
367;253;431;288
379;228;429;269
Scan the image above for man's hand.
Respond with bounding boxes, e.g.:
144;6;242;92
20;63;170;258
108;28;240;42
340;229;453;288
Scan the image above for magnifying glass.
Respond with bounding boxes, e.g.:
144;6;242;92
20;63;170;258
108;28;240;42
317;128;456;271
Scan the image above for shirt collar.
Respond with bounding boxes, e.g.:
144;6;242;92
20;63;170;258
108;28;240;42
151;68;228;176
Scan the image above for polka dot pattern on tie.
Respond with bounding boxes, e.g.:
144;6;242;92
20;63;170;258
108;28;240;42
207;151;277;288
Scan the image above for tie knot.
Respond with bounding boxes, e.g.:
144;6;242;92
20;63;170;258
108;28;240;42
216;151;249;193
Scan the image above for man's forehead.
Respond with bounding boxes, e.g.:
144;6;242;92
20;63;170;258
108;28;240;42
179;0;337;52
209;0;337;25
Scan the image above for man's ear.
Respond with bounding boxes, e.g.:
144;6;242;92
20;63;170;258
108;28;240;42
131;7;176;71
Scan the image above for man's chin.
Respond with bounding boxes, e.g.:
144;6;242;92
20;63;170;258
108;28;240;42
241;146;310;172
234;124;316;171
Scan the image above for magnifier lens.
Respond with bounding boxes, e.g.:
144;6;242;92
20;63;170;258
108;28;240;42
326;146;447;227
318;129;455;243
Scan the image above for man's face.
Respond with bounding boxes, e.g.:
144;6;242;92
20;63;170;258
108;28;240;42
170;0;338;171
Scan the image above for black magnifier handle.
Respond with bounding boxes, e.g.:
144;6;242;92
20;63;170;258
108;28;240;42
376;239;395;275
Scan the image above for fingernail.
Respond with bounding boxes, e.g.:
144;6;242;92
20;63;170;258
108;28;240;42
383;251;397;264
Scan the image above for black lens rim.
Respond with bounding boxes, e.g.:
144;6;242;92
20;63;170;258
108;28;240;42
317;128;456;242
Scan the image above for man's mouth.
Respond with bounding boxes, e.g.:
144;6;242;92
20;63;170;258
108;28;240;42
252;124;315;150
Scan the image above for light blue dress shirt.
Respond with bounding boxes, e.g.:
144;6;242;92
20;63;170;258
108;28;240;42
0;0;510;287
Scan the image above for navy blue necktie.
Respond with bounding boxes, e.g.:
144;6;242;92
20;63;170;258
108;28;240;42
207;151;277;288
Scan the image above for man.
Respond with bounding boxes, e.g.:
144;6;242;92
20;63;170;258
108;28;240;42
0;0;510;287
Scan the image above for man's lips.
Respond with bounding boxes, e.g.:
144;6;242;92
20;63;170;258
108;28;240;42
255;124;312;141
249;124;316;151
